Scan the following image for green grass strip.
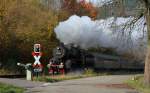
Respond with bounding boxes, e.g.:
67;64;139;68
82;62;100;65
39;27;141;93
0;83;24;93
125;76;150;93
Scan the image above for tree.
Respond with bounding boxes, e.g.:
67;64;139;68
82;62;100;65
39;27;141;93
0;0;62;73
62;0;97;19
142;0;150;86
108;0;150;86
97;0;150;85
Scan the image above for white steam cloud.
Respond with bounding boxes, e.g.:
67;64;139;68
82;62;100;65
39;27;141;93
54;15;147;60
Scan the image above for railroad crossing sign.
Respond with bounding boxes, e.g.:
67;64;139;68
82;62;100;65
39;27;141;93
32;52;42;66
32;44;43;72
34;44;41;53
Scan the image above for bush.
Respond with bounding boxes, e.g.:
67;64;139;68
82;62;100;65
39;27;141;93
83;68;96;76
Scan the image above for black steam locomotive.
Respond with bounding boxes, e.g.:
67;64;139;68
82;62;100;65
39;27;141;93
49;43;87;71
48;43;144;74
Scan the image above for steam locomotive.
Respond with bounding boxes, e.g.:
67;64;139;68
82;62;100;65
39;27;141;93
47;43;144;74
47;43;87;74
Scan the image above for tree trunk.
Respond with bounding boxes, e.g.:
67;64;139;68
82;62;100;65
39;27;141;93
144;7;150;86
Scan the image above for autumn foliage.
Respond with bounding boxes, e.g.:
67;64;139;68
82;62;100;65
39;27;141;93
62;0;97;19
0;0;98;74
0;0;65;73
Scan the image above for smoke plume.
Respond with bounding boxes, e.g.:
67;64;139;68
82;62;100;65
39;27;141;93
54;15;147;60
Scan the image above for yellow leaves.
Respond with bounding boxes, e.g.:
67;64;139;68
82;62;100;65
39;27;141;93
0;27;11;50
47;10;70;39
47;15;58;37
0;0;72;66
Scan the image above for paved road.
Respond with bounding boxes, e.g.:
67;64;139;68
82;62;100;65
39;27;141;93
0;75;140;93
0;78;43;88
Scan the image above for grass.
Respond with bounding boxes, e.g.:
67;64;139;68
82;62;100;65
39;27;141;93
0;69;14;75
125;75;150;93
33;69;143;83
33;75;84;82
33;69;109;82
0;83;24;93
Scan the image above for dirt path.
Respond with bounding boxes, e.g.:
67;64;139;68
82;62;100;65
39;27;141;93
0;75;140;93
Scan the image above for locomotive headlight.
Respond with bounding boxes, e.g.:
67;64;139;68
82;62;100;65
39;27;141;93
59;62;64;68
17;63;21;66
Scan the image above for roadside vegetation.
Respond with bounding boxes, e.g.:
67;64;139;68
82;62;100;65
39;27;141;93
33;69;109;82
0;83;24;93
126;75;150;93
33;69;142;83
